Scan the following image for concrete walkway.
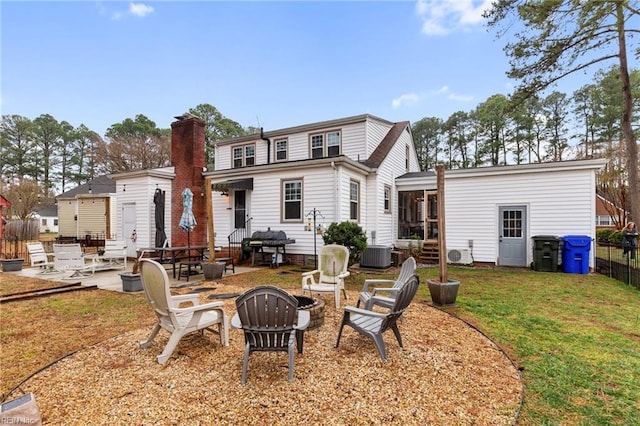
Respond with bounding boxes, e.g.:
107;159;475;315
5;262;257;293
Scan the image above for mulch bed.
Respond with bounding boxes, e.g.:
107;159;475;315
10;285;523;425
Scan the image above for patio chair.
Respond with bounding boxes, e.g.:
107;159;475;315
97;240;127;270
301;244;350;308
26;242;56;274
138;259;229;364
335;274;419;361
357;256;416;310
52;243;95;278
231;285;310;384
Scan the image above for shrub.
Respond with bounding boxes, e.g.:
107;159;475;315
596;229;623;244
597;229;614;242
322;221;367;264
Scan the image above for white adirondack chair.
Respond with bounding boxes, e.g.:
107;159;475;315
26;242;56;274
301;244;350;308
96;240;127;270
138;259;229;364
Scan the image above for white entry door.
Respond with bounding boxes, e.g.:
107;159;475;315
122;203;137;258
498;206;527;267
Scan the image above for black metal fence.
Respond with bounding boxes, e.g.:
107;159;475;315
595;242;639;290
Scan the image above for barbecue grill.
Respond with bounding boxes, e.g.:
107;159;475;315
249;229;296;266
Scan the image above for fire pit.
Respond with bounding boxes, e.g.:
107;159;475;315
293;295;325;330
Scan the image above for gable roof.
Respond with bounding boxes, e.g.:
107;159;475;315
214;114;395;146
36;204;58;217
364;121;410;168
57;175;116;199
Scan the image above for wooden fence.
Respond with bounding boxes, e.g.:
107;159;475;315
1;237;106;266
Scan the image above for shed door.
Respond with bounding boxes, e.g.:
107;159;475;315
498;206;527;266
122;203;137;258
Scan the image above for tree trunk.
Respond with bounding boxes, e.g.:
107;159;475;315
617;3;639;223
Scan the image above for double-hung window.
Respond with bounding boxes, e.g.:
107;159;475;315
232;144;256;168
384;185;391;213
310;130;341;159
275;139;288;161
282;179;302;221
350;180;360;221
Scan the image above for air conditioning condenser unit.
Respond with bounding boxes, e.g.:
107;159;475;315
446;248;473;265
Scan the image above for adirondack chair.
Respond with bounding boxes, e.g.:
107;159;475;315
53;243;95;278
231;285;310;384
336;274;420;361
357;257;417;310
138;259;229;364
26;242;56;274
301;244;350;308
96;240;127;270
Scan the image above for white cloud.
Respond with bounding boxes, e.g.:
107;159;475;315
435;86;449;95
392;93;420;109
129;3;154;18
97;2;154;20
392;86;474;109
415;0;491;36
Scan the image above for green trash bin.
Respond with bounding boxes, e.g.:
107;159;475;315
532;235;560;272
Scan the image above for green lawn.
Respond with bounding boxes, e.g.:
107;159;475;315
391;266;640;425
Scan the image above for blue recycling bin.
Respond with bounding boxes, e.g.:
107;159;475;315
562;235;592;274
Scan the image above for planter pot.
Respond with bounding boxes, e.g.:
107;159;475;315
121;273;143;292
1;259;24;272
203;262;225;280
427;278;460;308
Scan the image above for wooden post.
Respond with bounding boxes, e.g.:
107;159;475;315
205;177;215;261
437;164;447;283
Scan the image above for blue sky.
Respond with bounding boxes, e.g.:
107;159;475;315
2;1;598;136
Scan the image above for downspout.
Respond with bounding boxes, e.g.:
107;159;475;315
260;127;271;164
331;161;339;222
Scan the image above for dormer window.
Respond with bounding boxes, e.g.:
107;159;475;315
233;143;256;168
275;139;288;161
310;130;341;159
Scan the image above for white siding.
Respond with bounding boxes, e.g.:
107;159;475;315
340;122;367;161
114;177;172;250
365;119;393;157
445;168;598;266
211;164;373;257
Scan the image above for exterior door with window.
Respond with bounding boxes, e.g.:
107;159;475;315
234;190;247;229
498;206;527;266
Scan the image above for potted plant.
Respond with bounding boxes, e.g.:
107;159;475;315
121;253;143;292
427;165;460;307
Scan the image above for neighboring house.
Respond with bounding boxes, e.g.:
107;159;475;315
206;114;420;263
34;204;59;233
55;175;117;240
595;193;627;230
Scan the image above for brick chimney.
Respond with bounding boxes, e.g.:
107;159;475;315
171;115;207;247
